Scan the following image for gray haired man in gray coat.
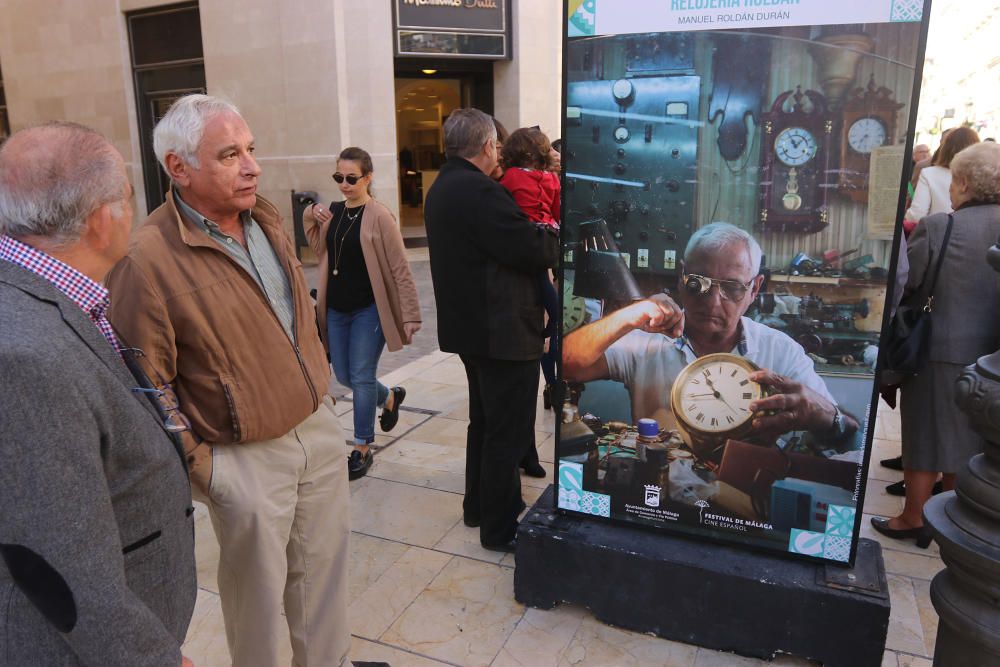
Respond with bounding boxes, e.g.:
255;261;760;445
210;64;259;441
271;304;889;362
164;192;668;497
0;123;197;665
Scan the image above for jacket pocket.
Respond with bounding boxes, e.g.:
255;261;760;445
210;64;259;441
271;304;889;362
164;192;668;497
219;373;246;442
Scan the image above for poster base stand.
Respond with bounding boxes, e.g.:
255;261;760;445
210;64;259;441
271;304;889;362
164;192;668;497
515;486;889;667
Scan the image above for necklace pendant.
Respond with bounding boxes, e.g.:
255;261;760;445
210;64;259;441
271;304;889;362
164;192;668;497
332;269;339;276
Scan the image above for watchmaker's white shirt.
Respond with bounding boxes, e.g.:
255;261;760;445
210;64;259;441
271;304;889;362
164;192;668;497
604;317;834;429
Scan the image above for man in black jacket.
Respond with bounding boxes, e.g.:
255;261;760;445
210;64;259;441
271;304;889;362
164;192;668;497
425;108;560;551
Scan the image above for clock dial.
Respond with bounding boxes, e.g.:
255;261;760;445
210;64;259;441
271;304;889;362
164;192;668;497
774;127;818;167
671;354;763;435
847;117;887;154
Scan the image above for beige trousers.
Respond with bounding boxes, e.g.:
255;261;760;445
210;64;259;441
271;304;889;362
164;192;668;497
205;397;350;667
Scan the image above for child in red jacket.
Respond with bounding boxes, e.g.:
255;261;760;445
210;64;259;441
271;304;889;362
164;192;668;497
500;127;561;228
500;127;561;414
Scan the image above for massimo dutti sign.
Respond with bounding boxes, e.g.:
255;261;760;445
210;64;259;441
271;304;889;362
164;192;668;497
393;0;510;59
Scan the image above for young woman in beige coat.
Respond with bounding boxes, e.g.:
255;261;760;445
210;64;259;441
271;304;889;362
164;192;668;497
304;147;421;479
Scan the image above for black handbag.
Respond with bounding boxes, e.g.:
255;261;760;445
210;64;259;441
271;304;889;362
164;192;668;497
881;214;953;384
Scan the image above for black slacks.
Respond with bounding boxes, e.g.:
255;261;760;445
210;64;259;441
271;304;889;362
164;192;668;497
459;354;539;546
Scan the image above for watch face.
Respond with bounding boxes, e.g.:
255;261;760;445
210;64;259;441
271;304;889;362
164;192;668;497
671;354;762;434
774;127;818;167
847;117;887;154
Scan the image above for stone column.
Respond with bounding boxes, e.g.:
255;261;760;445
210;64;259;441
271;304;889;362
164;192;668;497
924;242;1000;666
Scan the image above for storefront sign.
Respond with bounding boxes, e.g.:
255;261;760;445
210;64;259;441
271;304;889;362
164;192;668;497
558;0;931;566
393;0;509;59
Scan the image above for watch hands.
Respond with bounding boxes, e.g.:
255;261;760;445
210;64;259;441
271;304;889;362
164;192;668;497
702;376;743;414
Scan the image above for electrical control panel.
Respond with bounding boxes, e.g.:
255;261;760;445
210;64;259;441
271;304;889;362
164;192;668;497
564;35;700;285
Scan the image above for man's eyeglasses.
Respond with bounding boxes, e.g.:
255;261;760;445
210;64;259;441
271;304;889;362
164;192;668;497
332;173;362;185
682;272;755;302
121;347;192;434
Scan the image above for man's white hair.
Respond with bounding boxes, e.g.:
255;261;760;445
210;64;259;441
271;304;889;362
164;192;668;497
685;222;764;275
153;94;242;174
0;122;127;245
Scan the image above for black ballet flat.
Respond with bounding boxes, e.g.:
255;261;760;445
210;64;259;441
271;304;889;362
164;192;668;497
870;517;933;549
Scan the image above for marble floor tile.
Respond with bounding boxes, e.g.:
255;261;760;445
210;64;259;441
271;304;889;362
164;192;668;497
537;432;555;464
406;416;474;449
492;605;588;667
912;578;939;658
382;557;525;666
349;545;453;640
350;477;462;548
558;615;699;666
886;574;930;657
347;533;412;604
376;438;467;475
416;359;471;386
441;399;470;421
349;636;451;666
882;650;899;667
433;519;508;565
882;547;944;582
369;459;467;494
394;378;469;413
897;654;933;667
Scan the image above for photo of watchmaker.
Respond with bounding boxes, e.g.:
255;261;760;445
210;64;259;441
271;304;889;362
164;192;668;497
562;222;860;450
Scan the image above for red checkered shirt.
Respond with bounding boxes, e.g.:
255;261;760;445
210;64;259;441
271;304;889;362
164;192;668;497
1;234;123;356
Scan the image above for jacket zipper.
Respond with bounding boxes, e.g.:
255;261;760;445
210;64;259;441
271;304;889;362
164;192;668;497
198;229;321;417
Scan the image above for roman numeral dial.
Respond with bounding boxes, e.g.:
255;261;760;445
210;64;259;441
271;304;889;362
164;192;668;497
670;353;764;438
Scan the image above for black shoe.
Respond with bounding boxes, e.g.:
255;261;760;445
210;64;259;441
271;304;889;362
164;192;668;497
885;480;944;497
348;449;373;480
379;387;406;432
870;517;933;548
352;662;390;667
482;536;517;553
542;384;553;410
521;461;546;478
880;455;904;471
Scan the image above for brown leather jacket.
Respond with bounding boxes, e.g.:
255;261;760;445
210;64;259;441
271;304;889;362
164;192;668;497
107;192;330;445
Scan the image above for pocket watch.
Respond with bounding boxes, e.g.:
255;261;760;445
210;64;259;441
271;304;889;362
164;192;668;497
669;353;766;459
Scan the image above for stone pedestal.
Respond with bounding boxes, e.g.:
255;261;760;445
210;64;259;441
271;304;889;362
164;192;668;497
924;346;1000;666
515;485;890;667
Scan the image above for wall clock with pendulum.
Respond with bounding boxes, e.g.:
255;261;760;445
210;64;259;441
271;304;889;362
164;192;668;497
758;87;834;233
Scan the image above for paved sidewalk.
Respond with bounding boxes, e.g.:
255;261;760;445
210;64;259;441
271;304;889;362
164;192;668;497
183;254;940;666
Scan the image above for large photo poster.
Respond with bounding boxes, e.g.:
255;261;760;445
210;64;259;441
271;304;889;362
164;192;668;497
557;0;930;565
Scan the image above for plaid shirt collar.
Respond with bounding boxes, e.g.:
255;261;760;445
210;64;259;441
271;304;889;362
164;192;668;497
0;233;114;327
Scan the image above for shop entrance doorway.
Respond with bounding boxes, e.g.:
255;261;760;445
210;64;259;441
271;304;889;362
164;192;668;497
393;60;493;234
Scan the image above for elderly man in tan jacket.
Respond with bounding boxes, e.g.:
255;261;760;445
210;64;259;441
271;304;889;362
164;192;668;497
107;94;351;667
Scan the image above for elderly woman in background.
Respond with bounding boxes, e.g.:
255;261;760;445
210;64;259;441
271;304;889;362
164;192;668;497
872;142;1000;547
903;127;980;234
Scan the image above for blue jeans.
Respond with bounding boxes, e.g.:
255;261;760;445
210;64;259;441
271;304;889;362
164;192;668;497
327;303;389;444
